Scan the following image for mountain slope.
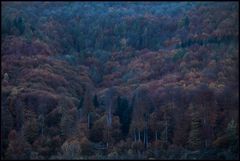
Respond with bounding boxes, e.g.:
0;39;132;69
1;2;239;160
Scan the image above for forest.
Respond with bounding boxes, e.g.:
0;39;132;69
1;1;239;160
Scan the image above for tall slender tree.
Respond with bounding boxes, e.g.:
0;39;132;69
82;89;95;129
188;104;203;150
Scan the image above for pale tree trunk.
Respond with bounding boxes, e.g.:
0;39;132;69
134;129;137;142
143;128;148;148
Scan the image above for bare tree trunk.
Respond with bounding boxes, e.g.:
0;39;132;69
134;129;137;142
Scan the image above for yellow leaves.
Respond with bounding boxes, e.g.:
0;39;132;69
10;86;24;97
209;82;216;89
108;151;118;159
61;138;81;157
120;38;127;48
3;72;9;82
217;84;225;89
209;81;225;90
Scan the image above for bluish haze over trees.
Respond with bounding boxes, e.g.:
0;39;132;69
1;1;239;160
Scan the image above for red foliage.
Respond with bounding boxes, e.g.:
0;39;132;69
2;36;52;56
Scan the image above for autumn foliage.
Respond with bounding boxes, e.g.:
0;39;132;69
1;2;239;160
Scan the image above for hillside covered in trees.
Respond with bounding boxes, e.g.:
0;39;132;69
1;1;239;160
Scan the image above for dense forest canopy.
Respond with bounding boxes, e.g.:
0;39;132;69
1;1;239;160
